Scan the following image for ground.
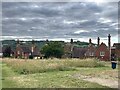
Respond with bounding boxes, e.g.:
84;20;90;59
1;58;119;88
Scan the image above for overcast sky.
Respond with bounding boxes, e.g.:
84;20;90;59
2;1;119;45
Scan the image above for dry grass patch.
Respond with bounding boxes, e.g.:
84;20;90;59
2;58;105;74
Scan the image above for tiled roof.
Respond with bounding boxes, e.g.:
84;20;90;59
98;42;108;49
18;44;40;55
18;45;31;53
21;47;31;53
72;46;87;58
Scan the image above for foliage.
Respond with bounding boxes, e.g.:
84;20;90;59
3;46;11;57
2;40;91;51
117;58;120;61
41;42;64;58
29;55;33;59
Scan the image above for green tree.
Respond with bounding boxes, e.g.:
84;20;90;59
3;46;11;57
41;42;64;58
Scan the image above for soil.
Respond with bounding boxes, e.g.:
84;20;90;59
72;74;118;88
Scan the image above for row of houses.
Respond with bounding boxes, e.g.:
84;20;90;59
64;34;120;61
1;34;120;61
1;40;41;59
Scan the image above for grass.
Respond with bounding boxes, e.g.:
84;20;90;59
1;58;118;88
2;64;19;88
2;64;109;88
2;58;105;74
12;71;110;88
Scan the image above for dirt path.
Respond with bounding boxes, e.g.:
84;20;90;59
72;74;118;88
83;77;118;88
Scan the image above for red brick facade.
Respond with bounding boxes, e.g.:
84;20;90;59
14;40;40;59
95;43;110;61
15;45;31;59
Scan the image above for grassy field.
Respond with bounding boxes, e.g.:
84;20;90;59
1;58;119;88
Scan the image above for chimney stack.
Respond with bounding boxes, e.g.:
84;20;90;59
89;38;92;44
70;38;73;44
46;39;49;45
32;39;35;45
108;34;111;49
97;37;100;46
17;39;20;44
31;39;35;53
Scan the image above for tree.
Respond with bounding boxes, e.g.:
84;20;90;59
3;46;11;57
41;42;64;58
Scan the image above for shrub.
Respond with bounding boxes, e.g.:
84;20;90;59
29;55;33;59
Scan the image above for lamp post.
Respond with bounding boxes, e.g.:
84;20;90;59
108;34;111;61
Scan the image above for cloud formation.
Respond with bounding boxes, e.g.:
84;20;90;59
2;2;118;44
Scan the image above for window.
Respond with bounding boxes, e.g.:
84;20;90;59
29;53;31;55
89;52;94;56
100;52;105;56
10;54;12;56
22;52;24;55
31;47;34;52
17;51;20;54
0;53;3;56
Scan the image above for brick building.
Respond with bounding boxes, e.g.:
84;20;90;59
95;42;110;60
111;43;120;60
64;34;119;61
15;39;40;59
85;39;96;58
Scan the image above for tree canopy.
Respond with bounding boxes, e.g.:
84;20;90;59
41;42;64;58
3;46;11;57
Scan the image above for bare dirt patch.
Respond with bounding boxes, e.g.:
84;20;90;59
83;77;118;88
72;72;118;88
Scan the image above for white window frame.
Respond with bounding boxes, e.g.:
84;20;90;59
100;51;105;56
17;51;20;54
89;52;94;56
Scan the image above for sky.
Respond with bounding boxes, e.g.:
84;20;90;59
1;1;119;45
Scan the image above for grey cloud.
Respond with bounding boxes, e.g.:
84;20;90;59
2;2;118;42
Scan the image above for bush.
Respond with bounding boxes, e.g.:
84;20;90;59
3;46;11;57
29;55;33;59
117;58;120;61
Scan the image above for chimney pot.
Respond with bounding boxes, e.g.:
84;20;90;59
70;39;73;44
17;39;20;44
108;34;111;49
89;38;92;44
32;39;35;44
